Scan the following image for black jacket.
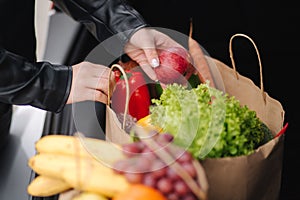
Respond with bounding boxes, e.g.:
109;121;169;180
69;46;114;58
0;0;147;112
0;0;147;147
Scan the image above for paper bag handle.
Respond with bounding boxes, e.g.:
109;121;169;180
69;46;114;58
107;64;130;130
229;33;266;102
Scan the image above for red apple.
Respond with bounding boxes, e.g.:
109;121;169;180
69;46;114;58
154;47;191;84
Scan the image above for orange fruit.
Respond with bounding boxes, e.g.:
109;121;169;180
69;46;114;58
113;184;167;200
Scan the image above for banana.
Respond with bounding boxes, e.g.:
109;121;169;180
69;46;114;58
27;175;71;197
62;167;129;198
28;153;115;179
35;135;91;157
28;153;130;198
35;134;125;165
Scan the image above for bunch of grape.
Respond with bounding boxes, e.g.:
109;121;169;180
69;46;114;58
112;132;201;200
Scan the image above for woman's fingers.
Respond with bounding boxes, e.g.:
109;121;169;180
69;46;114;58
67;62;111;105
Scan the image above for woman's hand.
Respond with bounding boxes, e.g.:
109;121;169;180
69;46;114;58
124;28;194;81
67;61;112;105
125;28;195;82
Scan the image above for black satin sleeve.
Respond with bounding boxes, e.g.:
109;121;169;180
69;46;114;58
0;48;72;113
52;0;149;45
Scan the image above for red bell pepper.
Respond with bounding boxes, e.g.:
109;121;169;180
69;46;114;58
111;70;151;121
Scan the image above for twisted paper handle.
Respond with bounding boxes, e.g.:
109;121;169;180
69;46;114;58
229;33;266;103
107;64;130;130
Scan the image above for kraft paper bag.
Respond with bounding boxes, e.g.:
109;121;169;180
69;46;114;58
105;64;132;145
200;34;285;200
105;105;131;145
105;34;286;200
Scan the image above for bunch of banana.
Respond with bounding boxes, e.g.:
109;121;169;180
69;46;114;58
27;134;128;199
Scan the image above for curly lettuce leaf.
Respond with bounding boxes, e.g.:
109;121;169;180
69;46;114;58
150;83;272;159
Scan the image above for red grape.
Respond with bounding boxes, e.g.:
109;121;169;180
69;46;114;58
135;156;152;173
166;167;180;181
124;172;143;184
151;160;167;178
176;150;193;163
156;133;174;145
143;173;157;188
174;181;189;196
167;193;179;200
157;177;173;194
181;162;197;178
116;131;204;200
182;193;198;200
112;159;130;174
122;142;142;157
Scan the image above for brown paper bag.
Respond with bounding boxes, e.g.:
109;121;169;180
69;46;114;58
105;64;133;145
200;34;285;200
105;34;285;200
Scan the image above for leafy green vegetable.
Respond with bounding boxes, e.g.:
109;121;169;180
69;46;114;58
150;83;272;159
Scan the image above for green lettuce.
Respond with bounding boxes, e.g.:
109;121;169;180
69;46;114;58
150;83;272;159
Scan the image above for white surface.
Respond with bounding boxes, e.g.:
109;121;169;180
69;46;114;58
0;106;46;200
35;0;52;61
11;106;47;157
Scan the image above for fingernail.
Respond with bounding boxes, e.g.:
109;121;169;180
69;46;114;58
151;58;159;68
